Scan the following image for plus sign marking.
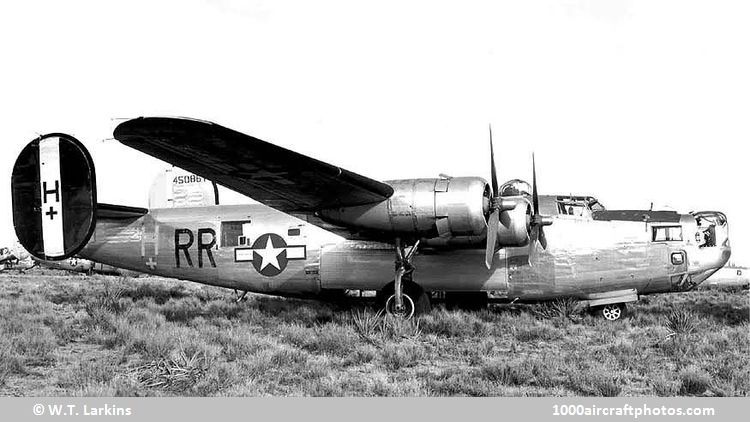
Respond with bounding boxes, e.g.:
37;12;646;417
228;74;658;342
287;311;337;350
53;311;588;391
234;233;306;277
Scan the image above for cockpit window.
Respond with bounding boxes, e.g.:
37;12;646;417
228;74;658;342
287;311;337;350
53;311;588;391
558;202;587;216
589;201;605;212
652;226;683;242
500;179;532;197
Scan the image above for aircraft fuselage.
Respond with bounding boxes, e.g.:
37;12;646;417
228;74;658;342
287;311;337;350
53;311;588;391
79;199;731;302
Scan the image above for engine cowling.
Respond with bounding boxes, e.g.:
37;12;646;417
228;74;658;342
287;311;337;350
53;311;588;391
497;199;531;246
318;177;490;238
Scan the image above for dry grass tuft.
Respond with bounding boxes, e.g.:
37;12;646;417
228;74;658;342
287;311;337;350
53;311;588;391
665;309;698;337
351;308;383;344
137;349;208;392
532;297;582;321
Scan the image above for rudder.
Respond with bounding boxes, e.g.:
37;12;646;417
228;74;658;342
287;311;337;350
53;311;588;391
11;133;97;260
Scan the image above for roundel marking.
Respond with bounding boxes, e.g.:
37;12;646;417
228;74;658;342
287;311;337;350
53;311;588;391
234;233;307;277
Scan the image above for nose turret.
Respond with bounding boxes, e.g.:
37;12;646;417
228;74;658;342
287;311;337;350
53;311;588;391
689;211;731;285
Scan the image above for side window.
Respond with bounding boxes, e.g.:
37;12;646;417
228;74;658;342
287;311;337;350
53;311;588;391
652;226;683;242
558;202;586;216
221;221;252;247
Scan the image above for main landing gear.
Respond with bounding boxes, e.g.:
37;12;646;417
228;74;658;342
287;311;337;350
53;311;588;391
378;238;431;318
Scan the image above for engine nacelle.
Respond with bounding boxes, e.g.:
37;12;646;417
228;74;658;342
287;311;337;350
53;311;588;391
319;177;490;238
497;198;531;246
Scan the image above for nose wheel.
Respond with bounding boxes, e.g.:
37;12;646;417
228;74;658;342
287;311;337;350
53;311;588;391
597;303;626;321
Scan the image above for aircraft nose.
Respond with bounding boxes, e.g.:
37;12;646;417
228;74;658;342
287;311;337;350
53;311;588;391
719;244;731;267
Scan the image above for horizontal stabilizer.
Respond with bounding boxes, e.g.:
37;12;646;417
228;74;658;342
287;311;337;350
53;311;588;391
97;203;148;220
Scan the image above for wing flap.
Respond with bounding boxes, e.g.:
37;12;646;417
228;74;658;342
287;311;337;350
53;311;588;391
114;117;393;212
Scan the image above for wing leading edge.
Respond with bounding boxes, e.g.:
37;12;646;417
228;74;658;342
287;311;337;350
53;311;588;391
113;117;393;212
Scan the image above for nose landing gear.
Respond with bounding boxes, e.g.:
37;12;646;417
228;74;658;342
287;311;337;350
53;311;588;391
597;303;626;321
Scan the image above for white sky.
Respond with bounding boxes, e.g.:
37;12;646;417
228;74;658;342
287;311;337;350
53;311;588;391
0;0;748;264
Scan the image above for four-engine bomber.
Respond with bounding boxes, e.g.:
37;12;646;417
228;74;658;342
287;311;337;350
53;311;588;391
10;117;732;320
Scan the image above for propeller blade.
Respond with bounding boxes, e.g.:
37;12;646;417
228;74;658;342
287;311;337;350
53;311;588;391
527;224;548;267
485;209;499;269
532;153;539;216
528;225;538;266
489;125;498;197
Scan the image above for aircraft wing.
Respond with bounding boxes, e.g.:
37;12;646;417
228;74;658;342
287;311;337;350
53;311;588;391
113;117;393;212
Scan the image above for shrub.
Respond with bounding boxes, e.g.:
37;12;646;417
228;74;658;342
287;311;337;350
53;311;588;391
351;308;383;343
137;349;208;392
666;309;698;337
533;298;582;321
88;286;127;314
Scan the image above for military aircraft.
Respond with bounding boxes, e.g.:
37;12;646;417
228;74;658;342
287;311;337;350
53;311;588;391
0;243;140;275
0;243;36;271
35;256;142;276
705;263;749;288
10;118;731;320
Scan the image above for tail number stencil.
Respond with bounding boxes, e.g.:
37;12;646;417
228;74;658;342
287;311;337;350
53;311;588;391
174;228;217;268
234;233;306;277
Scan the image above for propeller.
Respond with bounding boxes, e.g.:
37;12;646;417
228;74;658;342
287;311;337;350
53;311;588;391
484;126;516;269
484;126;499;269
529;153;553;260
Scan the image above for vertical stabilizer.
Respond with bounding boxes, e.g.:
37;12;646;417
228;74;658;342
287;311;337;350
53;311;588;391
148;167;219;208
11;133;97;260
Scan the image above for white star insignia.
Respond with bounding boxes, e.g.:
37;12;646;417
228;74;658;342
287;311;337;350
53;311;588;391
255;236;283;271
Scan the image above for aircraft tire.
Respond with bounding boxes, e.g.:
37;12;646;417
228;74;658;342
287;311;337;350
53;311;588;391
385;294;416;318
378;282;431;317
596;303;627;321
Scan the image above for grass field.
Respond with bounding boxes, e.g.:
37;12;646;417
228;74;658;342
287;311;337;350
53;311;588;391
0;269;748;396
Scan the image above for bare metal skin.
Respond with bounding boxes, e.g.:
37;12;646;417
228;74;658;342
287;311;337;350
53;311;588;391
80;196;730;302
11;120;731;319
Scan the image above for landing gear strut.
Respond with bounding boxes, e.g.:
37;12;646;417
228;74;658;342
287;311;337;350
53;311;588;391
388;237;421;318
234;289;248;302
